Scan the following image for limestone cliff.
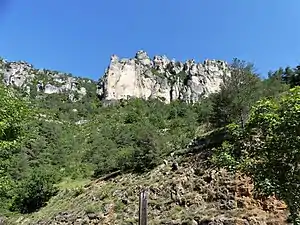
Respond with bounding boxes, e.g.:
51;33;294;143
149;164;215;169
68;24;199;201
0;58;95;101
97;50;230;103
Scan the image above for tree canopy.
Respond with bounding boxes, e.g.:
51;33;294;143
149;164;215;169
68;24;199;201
212;87;300;224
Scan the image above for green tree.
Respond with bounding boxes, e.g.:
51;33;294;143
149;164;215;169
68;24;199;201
262;68;289;98
131;124;163;172
212;87;300;224
282;66;300;88
209;58;261;128
10;167;58;213
0;84;30;212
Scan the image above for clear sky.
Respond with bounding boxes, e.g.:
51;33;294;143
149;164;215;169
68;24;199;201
0;0;300;80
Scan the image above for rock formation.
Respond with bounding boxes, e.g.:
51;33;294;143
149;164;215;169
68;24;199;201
0;58;93;101
97;50;230;103
0;51;230;104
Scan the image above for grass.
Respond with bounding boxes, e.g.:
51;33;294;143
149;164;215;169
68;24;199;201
84;204;103;214
56;177;90;190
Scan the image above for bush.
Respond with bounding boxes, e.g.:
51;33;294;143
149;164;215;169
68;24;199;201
131;125;163;172
10;168;58;213
212;87;300;224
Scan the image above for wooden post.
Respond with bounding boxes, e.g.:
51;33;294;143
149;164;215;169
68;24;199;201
139;189;148;225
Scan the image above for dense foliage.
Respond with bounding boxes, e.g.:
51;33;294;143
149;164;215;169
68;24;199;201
0;84;58;215
0;85;206;214
209;58;289;129
212;86;300;223
209;58;262;128
209;60;300;224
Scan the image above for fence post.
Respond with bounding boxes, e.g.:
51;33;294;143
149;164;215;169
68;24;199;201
139;189;148;225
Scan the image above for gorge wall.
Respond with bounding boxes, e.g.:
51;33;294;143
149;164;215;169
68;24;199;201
0;51;230;104
97;50;230;103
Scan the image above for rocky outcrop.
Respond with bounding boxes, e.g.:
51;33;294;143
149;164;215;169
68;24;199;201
97;50;230;103
0;51;229;104
0;58;93;101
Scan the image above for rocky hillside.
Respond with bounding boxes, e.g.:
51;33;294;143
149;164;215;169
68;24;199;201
0;58;96;102
11;134;288;225
0;53;295;225
97;51;229;103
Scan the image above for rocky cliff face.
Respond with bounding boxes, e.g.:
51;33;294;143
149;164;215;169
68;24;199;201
0;51;229;104
0;58;94;101
97;50;230;103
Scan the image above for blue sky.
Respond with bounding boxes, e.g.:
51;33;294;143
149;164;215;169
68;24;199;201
0;0;300;80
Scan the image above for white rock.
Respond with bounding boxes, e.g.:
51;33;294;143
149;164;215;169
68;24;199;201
44;84;60;94
97;50;230;103
0;60;89;101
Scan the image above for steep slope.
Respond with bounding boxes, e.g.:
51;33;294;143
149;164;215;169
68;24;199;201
11;135;288;225
97;51;229;103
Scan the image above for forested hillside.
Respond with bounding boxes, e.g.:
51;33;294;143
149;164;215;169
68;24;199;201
0;57;300;224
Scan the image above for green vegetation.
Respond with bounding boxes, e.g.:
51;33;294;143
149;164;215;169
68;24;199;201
81;98;202;176
211;64;300;224
0;82;205;215
212;87;300;224
1;57;300;224
208;58;289;129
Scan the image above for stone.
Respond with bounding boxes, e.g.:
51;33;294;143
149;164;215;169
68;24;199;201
97;50;230;103
0;217;6;225
87;213;98;220
171;161;179;171
0;58;91;102
191;219;198;225
44;83;60;94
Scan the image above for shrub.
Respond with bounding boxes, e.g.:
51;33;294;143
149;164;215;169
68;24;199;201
10;168;58;213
